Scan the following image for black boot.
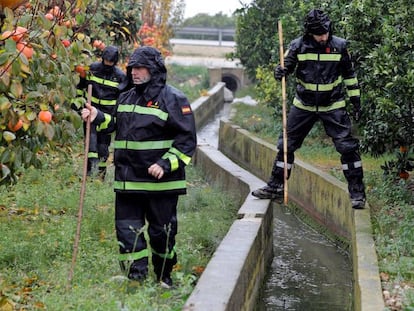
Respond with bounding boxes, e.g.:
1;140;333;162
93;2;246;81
120;260;148;282
252;184;284;199
343;164;366;209
153;254;176;289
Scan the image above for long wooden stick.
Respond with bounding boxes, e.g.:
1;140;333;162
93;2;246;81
67;84;92;289
278;20;288;205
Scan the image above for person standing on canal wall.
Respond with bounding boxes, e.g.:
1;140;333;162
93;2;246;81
252;9;366;209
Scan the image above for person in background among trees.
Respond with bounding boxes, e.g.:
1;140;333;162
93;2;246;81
252;8;366;209
74;45;128;179
81;46;197;288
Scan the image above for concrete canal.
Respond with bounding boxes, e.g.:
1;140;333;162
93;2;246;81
197;100;353;310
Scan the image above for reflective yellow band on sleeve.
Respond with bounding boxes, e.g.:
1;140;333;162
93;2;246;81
96;113;112;131
347;89;360;97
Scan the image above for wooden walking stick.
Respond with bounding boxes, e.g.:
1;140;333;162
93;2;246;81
278;20;288;205
67;84;93;290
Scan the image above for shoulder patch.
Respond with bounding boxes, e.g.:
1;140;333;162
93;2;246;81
181;105;192;115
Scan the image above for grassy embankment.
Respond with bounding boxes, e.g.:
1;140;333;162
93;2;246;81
0;64;238;310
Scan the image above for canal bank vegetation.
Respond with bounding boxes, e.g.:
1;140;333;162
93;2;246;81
230;93;414;310
0;145;238;310
0;64;233;310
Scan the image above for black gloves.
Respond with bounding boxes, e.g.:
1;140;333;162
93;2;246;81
274;65;288;81
350;97;361;122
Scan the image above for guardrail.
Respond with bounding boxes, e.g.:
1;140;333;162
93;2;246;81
173;27;235;46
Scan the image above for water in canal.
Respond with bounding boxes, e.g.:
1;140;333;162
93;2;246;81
197;99;353;311
255;204;353;311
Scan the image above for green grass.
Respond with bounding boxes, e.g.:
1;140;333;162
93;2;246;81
0;64;236;310
230;100;414;309
167;63;210;102
0;141;238;310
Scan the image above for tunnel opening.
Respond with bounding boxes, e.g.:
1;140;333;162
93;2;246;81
222;74;239;93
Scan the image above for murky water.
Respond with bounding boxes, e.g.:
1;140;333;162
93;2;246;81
255;204;353;311
197;99;353;311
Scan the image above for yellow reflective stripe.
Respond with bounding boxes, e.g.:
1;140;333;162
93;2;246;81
293;97;346;112
297;53;342;62
343;77;358;86
162;152;179;171
347;89;360;97
88;152;98;158
91;96;116;106
97;113;112;131
169;147;192;165
152;247;176;259
87;75;119;88
114;140;173;150
76;89;84;96
118;249;149;261
114;180;186;191
298;76;343;92
118;104;168;121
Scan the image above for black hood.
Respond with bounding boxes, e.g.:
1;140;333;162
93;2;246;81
126;46;167;87
102;45;119;64
304;9;332;35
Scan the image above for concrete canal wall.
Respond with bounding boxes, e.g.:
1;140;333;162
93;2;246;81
184;83;385;311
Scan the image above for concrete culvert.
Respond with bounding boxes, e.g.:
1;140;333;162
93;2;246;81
221;75;239;92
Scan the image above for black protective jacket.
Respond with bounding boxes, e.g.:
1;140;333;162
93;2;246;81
284;34;360;111
78;46;128;115
94;46;197;195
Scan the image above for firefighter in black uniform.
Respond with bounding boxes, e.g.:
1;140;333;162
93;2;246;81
75;45;128;178
252;9;366;209
81;46;197;288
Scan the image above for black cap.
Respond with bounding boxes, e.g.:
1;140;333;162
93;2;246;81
304;9;331;35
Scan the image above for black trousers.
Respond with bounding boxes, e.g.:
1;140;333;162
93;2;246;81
268;106;364;199
115;192;178;278
86;125;111;174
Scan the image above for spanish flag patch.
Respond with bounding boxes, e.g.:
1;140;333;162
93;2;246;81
181;105;192;115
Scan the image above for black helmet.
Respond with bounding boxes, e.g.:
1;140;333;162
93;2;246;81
102;45;119;64
304;9;331;35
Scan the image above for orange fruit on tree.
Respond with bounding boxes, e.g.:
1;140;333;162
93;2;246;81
16;41;33;59
75;65;87;78
0;0;28;10
38;110;52;123
14;26;27;41
98;42;106;50
1;30;13;40
45;13;54;21
399;146;409;153
92;39;102;48
7;119;23;132
399;171;410;180
61;39;71;47
1;26;27;42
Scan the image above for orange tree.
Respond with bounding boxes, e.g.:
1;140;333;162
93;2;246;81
0;0;141;185
139;0;184;56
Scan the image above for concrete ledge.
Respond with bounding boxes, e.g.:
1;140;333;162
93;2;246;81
184;145;273;311
218;120;385;311
192;82;225;131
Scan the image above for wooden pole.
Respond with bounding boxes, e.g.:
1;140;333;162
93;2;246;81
278;20;288;205
67;84;92;289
